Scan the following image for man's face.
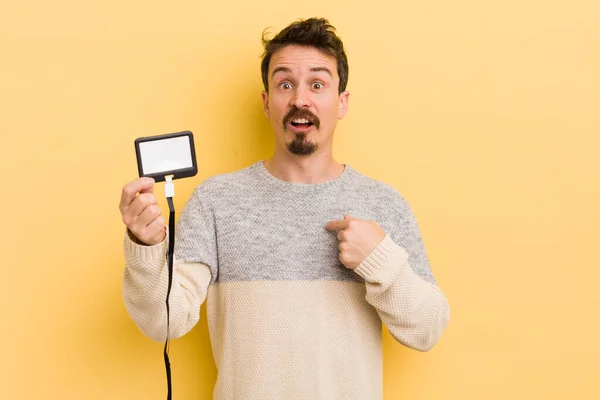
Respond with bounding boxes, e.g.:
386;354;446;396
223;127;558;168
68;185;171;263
262;45;349;156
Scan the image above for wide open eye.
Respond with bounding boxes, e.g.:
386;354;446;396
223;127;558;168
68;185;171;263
312;82;323;90
279;82;293;90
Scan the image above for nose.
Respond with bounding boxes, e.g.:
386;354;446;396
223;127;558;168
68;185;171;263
290;85;312;108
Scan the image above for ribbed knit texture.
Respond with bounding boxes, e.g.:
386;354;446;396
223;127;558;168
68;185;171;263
123;161;450;400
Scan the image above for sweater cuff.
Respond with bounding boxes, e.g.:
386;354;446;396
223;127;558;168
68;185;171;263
353;235;409;282
123;228;168;262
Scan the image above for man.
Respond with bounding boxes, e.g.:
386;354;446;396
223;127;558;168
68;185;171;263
120;18;449;400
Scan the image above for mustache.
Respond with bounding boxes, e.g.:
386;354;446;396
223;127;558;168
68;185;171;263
283;107;321;130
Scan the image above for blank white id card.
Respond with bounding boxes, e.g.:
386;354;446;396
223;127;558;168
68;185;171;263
135;131;198;182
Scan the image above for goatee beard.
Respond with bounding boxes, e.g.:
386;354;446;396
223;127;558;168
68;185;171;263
288;132;318;156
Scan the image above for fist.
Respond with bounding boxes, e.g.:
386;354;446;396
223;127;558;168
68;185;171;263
325;215;386;269
119;177;166;246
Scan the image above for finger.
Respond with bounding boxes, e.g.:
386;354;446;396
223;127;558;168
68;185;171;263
337;230;346;242
127;193;159;220
145;215;167;244
326;219;349;231
343;214;356;220
130;211;165;244
339;252;351;267
120;177;155;211
136;203;162;227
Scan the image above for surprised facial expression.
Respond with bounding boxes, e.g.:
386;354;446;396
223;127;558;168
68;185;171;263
262;45;349;156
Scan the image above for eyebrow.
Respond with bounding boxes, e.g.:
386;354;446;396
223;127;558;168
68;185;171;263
271;66;333;78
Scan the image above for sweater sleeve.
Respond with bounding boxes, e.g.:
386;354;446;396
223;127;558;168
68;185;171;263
122;180;219;342
122;230;212;342
352;188;449;351
353;235;449;351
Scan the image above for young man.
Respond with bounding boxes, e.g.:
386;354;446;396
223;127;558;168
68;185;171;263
120;18;449;400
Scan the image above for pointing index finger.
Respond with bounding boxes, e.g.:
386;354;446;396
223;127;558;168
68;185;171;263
326;219;350;232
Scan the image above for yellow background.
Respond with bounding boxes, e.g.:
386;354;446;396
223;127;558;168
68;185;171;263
1;0;599;398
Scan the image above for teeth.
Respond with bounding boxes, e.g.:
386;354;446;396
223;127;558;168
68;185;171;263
292;118;310;124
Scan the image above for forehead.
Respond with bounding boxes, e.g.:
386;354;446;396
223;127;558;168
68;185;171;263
269;45;337;75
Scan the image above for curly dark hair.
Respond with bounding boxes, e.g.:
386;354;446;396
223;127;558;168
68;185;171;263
261;18;349;94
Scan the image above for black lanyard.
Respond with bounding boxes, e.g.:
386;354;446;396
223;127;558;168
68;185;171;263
164;196;175;399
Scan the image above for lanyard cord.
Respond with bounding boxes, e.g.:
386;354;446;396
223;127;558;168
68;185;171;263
164;176;175;400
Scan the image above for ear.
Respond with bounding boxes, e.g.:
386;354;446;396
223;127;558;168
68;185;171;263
261;91;270;119
338;90;350;119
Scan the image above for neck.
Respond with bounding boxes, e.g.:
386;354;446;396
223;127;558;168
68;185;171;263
263;150;344;184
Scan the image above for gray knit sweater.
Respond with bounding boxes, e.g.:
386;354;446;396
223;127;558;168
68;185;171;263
123;160;450;400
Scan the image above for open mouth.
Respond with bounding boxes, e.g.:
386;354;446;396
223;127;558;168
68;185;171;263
289;118;314;131
283;107;320;132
